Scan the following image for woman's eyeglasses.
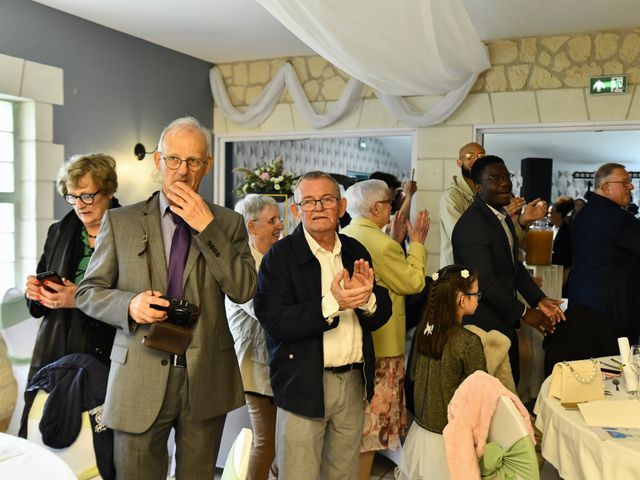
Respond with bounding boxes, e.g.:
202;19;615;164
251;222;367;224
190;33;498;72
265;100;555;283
464;291;482;300
253;217;283;225
64;190;101;205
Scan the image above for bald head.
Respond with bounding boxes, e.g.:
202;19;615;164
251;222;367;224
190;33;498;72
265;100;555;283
459;142;484;159
457;142;486;180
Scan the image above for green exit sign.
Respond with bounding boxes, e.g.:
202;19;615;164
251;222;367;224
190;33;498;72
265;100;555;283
589;75;627;95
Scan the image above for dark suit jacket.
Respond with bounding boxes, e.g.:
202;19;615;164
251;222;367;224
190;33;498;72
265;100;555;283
569;193;640;330
254;223;392;419
76;192;256;433
452;196;545;339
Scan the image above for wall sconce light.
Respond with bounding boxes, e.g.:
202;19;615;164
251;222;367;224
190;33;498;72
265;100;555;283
358;138;367;150
134;143;154;161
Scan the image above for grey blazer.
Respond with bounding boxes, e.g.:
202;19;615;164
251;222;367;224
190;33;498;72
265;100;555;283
76;192;256;433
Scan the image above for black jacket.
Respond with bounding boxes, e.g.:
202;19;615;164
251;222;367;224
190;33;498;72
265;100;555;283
569;193;640;330
19;353;115;480
254;223;391;418
452;196;545;338
26;200;120;380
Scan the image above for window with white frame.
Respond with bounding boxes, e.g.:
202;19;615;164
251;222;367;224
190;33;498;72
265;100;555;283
0;99;18;294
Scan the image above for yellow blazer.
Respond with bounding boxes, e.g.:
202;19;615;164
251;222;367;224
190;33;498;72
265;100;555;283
342;217;427;357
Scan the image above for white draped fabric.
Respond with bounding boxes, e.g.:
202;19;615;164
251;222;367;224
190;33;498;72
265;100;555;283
255;0;489;96
211;0;490;129
209;63;364;129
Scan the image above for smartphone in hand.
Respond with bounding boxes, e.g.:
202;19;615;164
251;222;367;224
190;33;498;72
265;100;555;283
35;271;63;293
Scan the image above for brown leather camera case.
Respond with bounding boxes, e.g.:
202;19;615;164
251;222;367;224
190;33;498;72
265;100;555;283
143;322;192;356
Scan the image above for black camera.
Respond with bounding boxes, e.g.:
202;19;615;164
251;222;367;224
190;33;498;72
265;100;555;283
151;296;199;327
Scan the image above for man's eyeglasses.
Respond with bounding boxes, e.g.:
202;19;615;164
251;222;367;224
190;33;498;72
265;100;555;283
486;173;514;184
162;155;206;171
64;190;101;205
253;217;283;225
373;199;393;207
462;152;486;161
605;179;633;187
464;291;482;300
296;196;339;212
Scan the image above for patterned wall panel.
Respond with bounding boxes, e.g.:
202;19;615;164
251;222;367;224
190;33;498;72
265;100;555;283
231;137;406;189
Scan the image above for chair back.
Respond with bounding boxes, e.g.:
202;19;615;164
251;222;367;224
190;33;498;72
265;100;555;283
487;396;529;449
0;288;39;365
482;396;539;480
28;390;100;479
221;428;252;480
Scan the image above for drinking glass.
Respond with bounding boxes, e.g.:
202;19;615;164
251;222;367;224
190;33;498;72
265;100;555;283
630;345;640;399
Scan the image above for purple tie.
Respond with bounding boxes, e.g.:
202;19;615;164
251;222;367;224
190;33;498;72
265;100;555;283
167;211;191;299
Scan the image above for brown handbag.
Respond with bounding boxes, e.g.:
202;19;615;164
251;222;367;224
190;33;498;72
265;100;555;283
143;322;192;356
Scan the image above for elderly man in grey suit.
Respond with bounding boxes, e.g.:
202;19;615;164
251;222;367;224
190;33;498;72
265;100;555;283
76;116;256;479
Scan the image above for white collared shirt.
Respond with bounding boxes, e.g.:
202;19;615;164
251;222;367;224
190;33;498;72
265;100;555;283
485;202;514;262
302;228;376;367
484;202;527;317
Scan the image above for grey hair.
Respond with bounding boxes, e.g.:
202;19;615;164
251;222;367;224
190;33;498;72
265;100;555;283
293;171;341;203
345;179;390;218
236;193;278;226
157;116;211;155
594;162;626;190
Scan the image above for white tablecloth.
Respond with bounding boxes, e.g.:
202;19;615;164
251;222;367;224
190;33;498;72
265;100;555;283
534;373;640;480
0;433;76;480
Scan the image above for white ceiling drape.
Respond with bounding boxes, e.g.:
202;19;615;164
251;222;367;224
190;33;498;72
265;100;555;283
255;0;489;96
211;0;490;128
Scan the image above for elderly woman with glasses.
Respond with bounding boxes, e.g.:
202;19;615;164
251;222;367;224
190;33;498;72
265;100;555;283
24;153;120;381
225;194;283;480
342;179;430;480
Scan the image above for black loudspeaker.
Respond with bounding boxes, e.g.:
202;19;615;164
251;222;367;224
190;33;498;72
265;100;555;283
520;157;552;203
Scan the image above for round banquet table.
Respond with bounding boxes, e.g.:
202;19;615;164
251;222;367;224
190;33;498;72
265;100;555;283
534;372;640;480
0;432;75;479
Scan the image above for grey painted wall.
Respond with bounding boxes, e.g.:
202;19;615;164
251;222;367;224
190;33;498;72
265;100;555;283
0;0;214;215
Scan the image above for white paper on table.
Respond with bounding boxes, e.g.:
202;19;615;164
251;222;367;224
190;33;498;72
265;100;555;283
578;400;640;428
618;337;638;392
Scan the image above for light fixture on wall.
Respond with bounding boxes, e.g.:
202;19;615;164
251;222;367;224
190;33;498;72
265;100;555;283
358;138;367;150
134;143;154;161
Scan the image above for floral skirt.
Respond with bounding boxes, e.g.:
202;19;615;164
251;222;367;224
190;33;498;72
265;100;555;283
361;355;407;452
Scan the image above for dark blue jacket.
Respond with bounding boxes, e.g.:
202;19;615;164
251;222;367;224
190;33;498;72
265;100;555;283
254;223;391;418
569;193;640;330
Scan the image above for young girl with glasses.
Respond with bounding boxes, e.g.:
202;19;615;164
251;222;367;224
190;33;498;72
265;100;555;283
397;265;487;480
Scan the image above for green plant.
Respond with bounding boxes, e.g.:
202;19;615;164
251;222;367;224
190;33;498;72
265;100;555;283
233;157;297;197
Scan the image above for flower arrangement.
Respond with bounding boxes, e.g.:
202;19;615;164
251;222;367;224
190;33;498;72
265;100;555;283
233;157;297;197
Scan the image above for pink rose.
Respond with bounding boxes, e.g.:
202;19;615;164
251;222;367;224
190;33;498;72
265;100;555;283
260;172;271;181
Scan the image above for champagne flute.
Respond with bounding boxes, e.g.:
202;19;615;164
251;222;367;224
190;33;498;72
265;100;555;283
630;345;640;399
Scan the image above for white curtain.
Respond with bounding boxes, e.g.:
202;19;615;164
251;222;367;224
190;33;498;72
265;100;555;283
211;0;490;128
255;0;489;96
210;63;364;129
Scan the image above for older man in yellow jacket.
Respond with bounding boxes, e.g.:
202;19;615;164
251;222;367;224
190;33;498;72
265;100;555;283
342;179;429;480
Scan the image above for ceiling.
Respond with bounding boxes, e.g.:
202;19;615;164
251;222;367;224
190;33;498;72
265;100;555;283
34;0;640;63
31;1;640;173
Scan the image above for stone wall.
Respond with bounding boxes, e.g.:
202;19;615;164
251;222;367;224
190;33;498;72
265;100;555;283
212;26;640;273
216;27;640;106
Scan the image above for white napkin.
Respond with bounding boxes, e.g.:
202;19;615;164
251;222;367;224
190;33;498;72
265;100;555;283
617;337;638;393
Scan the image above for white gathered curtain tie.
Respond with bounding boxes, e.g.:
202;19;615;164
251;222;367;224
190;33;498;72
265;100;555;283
209;63;363;129
210;63;483;129
211;0;489;128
